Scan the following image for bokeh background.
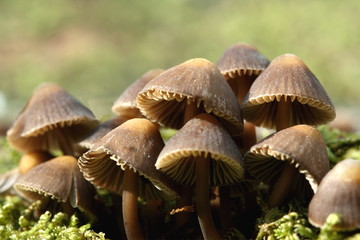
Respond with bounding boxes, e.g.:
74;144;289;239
1;0;359;130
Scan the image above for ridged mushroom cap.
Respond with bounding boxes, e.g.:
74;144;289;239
79;115;129;149
78;118;180;200
6;83;99;153
308;159;360;230
14;156;97;214
156;113;245;186
112;69;164;118
216;42;270;79
245;124;330;198
242;54;336;129
136;58;243;136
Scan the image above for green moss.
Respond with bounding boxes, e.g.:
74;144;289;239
0;195;108;240
0;138;21;174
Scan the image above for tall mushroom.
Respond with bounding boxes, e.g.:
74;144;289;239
244;124;330;207
308;159;360;231
156;113;245;240
136;58;243;228
6;83;99;156
217;42;270;152
78;118;179;239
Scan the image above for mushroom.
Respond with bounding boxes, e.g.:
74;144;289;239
156;113;245;240
242;53;336;131
14;155;98;217
244;124;330;207
308;159;360;231
6;83;99;156
112;69;164;118
216;42;270;152
78;118;179;240
0;150;53;193
216;42;270;104
136;58;243;136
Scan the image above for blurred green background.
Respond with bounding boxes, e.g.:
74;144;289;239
0;0;359;129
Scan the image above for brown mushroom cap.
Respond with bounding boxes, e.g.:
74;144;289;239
136;58;243;136
6;83;99;154
155;113;245;186
242;54;336;129
14;155;97;214
79;115;129;149
0;150;53;193
112;69;164;118
308;159;360;230
245;124;330;199
78;118;180;199
216;42;270;79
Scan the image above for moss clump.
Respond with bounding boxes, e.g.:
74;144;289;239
0;195;108;240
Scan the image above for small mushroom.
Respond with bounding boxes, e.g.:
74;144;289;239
0;150;53;193
156;113;245;240
308;159;360;231
6;83;99;156
244;124;330;207
242;53;336;131
216;42;270;104
14;155;98;217
136;58;243;136
112;69;164;118
78;118;179;240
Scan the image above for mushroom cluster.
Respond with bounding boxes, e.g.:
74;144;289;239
2;42;351;240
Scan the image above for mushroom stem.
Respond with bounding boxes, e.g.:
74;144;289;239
54;128;75;156
196;155;221;240
175;186;193;227
122;168;144;240
242;121;257;152
275;98;292;131
184;100;199;123
237;75;255;104
267;162;297;208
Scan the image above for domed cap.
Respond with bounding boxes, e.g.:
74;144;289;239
308;159;360;231
14;155;97;215
6;83;99;154
78;118;180;199
245;124;330;198
242;54;336;129
156;113;245;186
112;69;164;118
136;58;243;136
216;42;270;79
